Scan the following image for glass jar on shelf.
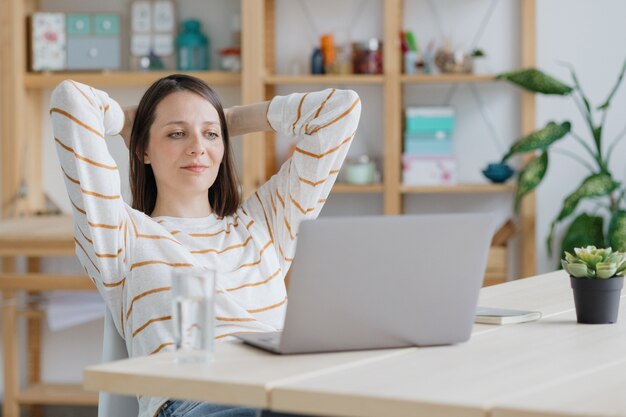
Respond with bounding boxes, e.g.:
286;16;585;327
343;155;379;184
176;19;209;71
218;48;240;72
352;39;383;75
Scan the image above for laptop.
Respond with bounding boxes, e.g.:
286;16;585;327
235;212;497;354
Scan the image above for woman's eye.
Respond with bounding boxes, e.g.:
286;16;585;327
205;131;220;140
169;131;184;139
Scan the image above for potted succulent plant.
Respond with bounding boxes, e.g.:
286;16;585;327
562;246;626;324
495;60;626;260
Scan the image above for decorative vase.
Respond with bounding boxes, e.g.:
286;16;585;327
482;162;514;183
570;276;623;324
472;56;490;75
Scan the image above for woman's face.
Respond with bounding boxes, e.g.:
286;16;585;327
144;91;224;198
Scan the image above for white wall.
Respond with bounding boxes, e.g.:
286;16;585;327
2;0;626;406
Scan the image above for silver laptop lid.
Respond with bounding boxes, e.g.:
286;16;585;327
279;212;497;353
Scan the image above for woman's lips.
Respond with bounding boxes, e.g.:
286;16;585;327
182;165;208;173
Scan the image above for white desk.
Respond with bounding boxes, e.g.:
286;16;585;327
84;341;412;409
84;271;626;417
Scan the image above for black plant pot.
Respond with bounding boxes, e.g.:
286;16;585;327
570;276;624;324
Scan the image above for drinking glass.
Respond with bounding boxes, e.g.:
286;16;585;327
171;267;216;363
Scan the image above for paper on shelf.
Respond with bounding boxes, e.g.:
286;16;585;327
45;291;106;332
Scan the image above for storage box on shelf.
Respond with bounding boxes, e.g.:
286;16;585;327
402;106;457;186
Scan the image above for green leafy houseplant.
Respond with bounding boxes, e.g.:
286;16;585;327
496;61;626;259
561;246;626;279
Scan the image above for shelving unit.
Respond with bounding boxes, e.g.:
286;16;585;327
0;0;536;416
265;74;386;85
257;0;536;281
401;73;497;83
399;183;515;194
24;71;241;88
0;216;98;417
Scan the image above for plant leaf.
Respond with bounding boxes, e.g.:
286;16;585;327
564;262;592;278
497;68;573;95
547;174;618;256
557;213;605;264
596;262;618;279
555;173;620;223
608;209;626;251
597;58;626;110
563;63;592;114
514;151;548;212
501;121;571;162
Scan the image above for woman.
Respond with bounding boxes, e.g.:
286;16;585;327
50;74;361;417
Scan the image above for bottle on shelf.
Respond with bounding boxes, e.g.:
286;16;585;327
176;19;209;71
311;47;324;74
320;34;336;74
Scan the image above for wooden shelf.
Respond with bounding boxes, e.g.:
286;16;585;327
265;74;385;85
401;74;496;84
24;71;241;89
0;273;94;291
400;183;514;194
332;183;384;193
0;214;75;256
17;383;99;406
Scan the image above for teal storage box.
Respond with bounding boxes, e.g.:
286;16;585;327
405;106;455;133
94;14;119;35
404;135;453;155
66;13;120;70
67;15;91;36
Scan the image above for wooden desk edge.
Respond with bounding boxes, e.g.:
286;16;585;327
83;365;268;408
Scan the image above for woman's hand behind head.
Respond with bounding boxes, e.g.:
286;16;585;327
120;105;137;148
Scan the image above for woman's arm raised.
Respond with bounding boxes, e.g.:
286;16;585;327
241;88;361;271
118;101;272;147
224;101;273;137
50;80;131;290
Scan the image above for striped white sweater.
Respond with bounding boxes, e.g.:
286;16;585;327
50;80;361;417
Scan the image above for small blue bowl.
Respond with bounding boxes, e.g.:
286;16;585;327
482;162;514;183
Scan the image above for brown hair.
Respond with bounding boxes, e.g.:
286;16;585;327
129;74;240;217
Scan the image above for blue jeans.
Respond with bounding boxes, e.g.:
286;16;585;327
158;400;301;417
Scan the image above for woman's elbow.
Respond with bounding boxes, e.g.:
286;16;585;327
50;80;76;110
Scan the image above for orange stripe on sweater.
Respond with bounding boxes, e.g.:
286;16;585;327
102;277;126;288
133;316;171;337
291;92;310;134
126;286;171;319
247;296;287;314
50;107;104;139
216;316;257;322
226;268;281;292
95;248;123;258
191;235;253;255
294;133;354;159
73;238;100;274
55;137;117;170
298;169;340;187
255;192;274;243
290;194;315;215
130;260;193;271
70;80;96;108
150;342;174;355
236;240;273;270
307;97;360;135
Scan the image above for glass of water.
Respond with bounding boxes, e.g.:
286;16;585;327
171;267;216;363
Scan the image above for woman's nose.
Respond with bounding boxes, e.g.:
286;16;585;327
186;133;206;155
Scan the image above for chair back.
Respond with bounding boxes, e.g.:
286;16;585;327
98;309;139;417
